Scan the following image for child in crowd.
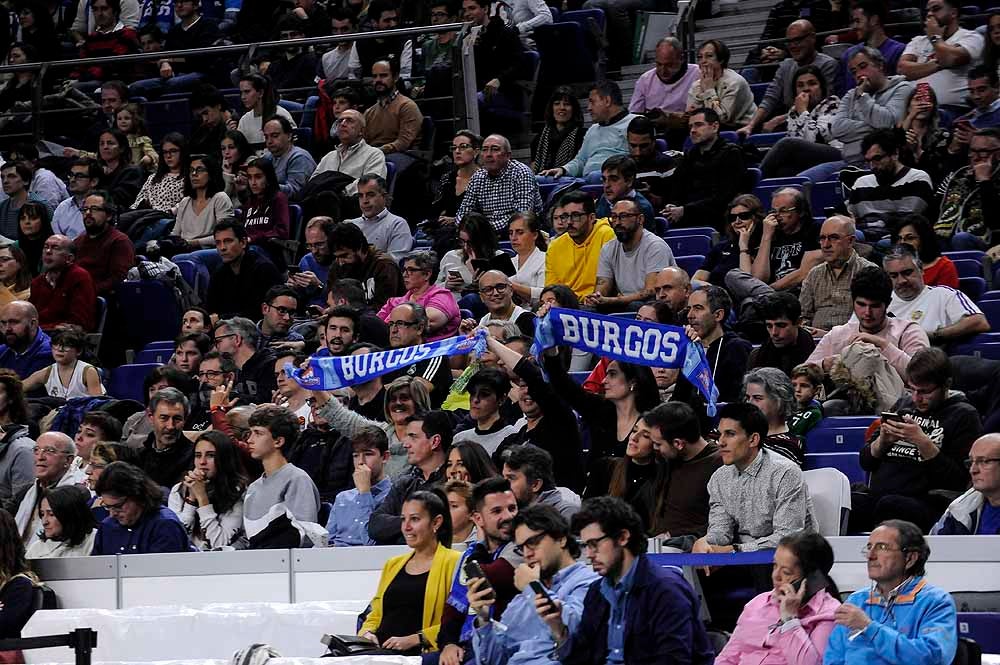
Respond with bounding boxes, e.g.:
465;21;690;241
326;428;392;547
22;327;105;399
115;104;158;172
789;363;824;436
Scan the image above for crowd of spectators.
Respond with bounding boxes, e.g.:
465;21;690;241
0;0;998;661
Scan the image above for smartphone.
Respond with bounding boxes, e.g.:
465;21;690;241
287;266;300;276
464;559;495;600
471;258;491;274
792;569;828;604
447;269;463;280
881;411;905;423
529;580;557;613
915;82;931;100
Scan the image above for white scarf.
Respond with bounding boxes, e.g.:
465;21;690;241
15;466;89;546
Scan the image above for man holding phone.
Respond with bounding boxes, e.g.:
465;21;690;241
948;66;1000;157
469;504;598;665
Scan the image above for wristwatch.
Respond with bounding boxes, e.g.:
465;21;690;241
929;35;940;44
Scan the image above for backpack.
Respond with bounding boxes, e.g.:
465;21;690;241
130;257;202;313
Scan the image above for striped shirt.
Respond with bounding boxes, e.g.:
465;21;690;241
847;166;935;239
889;285;983;335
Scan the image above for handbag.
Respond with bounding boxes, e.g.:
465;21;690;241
320;634;380;657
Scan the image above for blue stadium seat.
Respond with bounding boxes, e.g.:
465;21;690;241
958;613;1000;655
952;332;1000;355
952;258;985;279
135;347;174;364
810;180;843;216
980;290;1000;301
293;127;313;152
301;96;319;131
804;452;865;484
674;254;705;276
569;371;589;385
960;276;987;302
966;341;1000;359
116;280;182;350
581;183;603;197
753;183;804;211
666;235;712;256
143;340;176;350
584;171;603;184
813;416;877;429
979;300;1000;328
747;132;787;147
666;226;714;238
650;216;669;237
175;260;201;294
750;82;769;104
289;204;304;242
759;176;809;189
560;8;606;31
745;167;762;190
655;138;668;152
806;426;871;454
109;363;163;402
145;97;192;144
386;160;398;194
943;250;986;263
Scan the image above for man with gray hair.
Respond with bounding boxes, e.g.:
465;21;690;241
10;431;85;545
311;110;387;196
883;243;989;344
29;234;97;331
343;174;413;262
140;387;195;489
457;134;542;233
799;215;877;333
212;317;278;402
383;302;453;407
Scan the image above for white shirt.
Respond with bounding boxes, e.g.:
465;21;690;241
902;28;985;106
889;285;983;334
511;246;547;304
237;105;296;146
312;139;387;196
320;44;362;81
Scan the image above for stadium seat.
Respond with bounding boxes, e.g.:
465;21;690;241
806;426;871;454
87;296;108;354
965;341;1000;359
666;235;712;256
943;250;987;263
959;276;987;302
666;226;714;238
758;176;809;189
810;180;843;216
649;216;668;237
813;416;877;429
385;160;398;194
115;280;182;350
569;371;589;385
143;341;176;351
144;97;192;144
747;132;787;147
804;452;866;484
655;138;668;152
750;82;769;104
674;254;705;276
753;183;804;211
952;258;985;279
560;8;606;31
979;300;1000;328
980;290;1000;301
135;347;174;364
175;260;201;294
745;167;762;190
584;170;603;185
109;363;162;402
958;613;1000;654
802;468;851;536
535;23;597;86
581;183;603;197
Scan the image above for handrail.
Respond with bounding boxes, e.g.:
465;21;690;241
0;628;97;665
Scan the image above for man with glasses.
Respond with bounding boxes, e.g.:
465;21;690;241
934;433;1000;534
382;302;452;407
825;519;957;665
739;20;839;138
206;219;282;321
899;0;984;108
883;243;988;344
28;235;97;331
421;0;459;71
550;496;712;665
52;158;100;239
188;351;245;431
586;198;674;311
312;110;386;196
474;271;535;336
72;191;134;297
257;286;305;352
545;191;616;299
288;216;334;307
9;432;86;545
318;9;361;81
798;215;876;334
456;134;542;233
936;127;1000;250
854;347;980;533
212;317;278;403
595;155;655;228
469;503;598;665
325;222;404;311
848;131;934;241
343;174;412;262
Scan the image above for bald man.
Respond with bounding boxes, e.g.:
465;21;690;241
476;270;535;336
934;433;1000;535
11;431;87;546
798;215;876;333
0;300;53;378
456;134;543;232
312;109;387;196
654;266;692;319
29;234;98;331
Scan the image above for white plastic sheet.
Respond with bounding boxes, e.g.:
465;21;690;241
22;602;372;664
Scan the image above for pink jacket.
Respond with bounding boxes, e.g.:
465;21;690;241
377;284;461;342
715;589;840;665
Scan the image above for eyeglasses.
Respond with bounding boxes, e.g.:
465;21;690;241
513;532;548;557
190;166;209;175
80;206;107;214
387;320;421;329
52;343;76;351
162;148;181;155
553;211;589;223
479;283;509;295
965;457;1000;469
970;148;999;158
860;542;906;555
608;212;640;222
198;369;225;379
402;266;429;274
786;32;815;46
213;333;236;344
579;534;614;552
451;143;474;151
67;172;92;180
728;210;755;222
104;498;128;514
770;206;797;215
266;304;296;317
33;446;72;456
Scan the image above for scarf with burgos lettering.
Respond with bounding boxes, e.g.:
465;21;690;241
531;307;719;415
287;329;487;390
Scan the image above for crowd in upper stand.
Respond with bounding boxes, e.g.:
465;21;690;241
0;0;996;662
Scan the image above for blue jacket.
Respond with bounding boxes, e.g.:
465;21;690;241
92;506;193;555
931;488;1000;535
557;554;714;665
473;562;598;665
0;328;52;380
823;577;956;665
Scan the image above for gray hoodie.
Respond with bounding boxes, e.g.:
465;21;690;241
0;425;35;510
831;75;914;165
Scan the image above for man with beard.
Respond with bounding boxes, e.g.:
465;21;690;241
263;15;319;91
316;307;358;358
327;279;390;348
363;60;423;158
502;444;580;520
72;191;134;297
437;477;522;665
684;286;750;403
212;317;277;403
28;235;97;331
0;301;53;379
138;388;195;488
187;351;244;432
257;286;305;352
288;216;334;307
325;222;403;312
584;198;674;311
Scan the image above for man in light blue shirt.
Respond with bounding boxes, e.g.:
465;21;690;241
51;158;100;239
264;116;317;201
470;503;598;665
326;427;393;546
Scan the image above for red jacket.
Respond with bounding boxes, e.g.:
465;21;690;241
29;264;97;331
75;26;140;81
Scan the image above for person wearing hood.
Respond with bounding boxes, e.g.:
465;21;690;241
11;431;87;547
800;47;913;182
0;369;34;508
932;433;1000;535
853;347;981;533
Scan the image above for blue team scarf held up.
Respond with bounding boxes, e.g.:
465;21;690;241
531;307;719;415
287;329;487;390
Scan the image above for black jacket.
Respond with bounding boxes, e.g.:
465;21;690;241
236;349;278;403
207;249;283;321
286;427;354;503
367;463;447;544
748;328;816;377
140;432;195;489
669;137;746;231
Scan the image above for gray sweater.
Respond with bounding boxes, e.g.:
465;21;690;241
760;53;840;115
243;462;320;525
0;426;34;509
832;75;914;164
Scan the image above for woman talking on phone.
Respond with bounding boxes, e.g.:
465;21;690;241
714;530;841;665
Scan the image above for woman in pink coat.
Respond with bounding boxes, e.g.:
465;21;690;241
715;531;841;665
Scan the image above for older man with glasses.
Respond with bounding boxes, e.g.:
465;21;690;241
457;134;542;233
934;433;1000;534
212;317;278;403
10;431;86;546
826;519;957;665
382;302;453;408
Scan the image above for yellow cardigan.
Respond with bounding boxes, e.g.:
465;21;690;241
359;543;461;650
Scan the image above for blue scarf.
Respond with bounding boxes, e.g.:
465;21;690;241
531;308;719;415
287;330;487;390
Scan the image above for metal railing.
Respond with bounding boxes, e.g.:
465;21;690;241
0;22;479;143
0;628;97;665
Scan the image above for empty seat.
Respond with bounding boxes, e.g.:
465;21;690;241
115;280;182;350
804;452;866;484
806;426;871;454
674;254;705;276
810;180;843;216
134;347;174;364
666;226;715;238
747;132;787;147
109;363;163;402
957;613;1000;654
666;235;712;256
952;258;985;279
803;468;851;536
960;276;987;302
813;416;877;429
750;82;769;104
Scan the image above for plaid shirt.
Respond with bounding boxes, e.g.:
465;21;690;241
456;160;542;232
799;251;876;331
378;89;399;108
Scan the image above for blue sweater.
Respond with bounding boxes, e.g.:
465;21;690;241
823;577;957;665
92;506;193;555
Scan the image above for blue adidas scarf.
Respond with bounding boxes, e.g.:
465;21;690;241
531;307;719;415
